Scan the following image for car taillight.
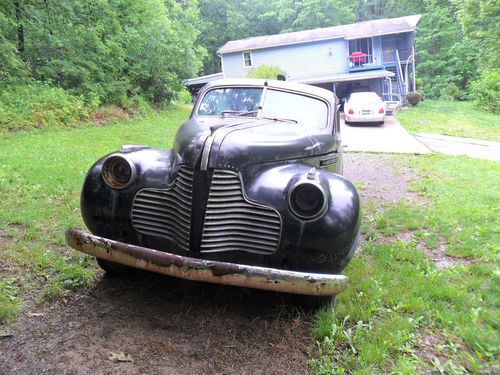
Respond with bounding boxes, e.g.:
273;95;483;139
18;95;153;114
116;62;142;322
348;109;354;115
378;107;385;114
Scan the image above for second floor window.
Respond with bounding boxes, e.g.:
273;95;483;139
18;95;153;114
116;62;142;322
243;51;252;67
348;38;373;65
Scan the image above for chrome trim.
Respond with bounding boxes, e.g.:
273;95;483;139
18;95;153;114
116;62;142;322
200;169;282;255
131;166;194;251
200;131;217;171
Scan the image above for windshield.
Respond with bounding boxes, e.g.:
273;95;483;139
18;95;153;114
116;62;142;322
197;88;262;116
197;87;328;129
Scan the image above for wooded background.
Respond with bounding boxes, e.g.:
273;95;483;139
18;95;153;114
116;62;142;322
0;0;498;115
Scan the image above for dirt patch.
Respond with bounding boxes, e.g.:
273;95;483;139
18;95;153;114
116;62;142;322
415;237;474;269
1;272;314;375
416;331;451;371
343;153;422;207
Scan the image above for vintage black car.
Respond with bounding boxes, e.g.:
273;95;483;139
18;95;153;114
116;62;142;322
66;79;360;302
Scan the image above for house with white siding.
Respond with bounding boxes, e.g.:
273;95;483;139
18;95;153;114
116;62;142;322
186;15;420;103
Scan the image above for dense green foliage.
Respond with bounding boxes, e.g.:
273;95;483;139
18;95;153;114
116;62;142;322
197;0;499;110
469;68;500;112
0;83;92;131
246;65;287;79
0;0;204;122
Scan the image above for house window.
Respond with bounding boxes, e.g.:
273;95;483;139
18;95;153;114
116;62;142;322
243;51;252;67
348;38;374;65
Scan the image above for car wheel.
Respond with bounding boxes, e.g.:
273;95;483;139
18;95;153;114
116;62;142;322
96;257;130;275
378;121;385;125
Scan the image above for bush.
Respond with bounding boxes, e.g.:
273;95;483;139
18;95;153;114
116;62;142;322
470;68;500;112
175;88;194;104
246;65;287;80
407;92;422;106
0;83;91;131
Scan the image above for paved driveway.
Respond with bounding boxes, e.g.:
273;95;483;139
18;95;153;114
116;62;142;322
415;133;500;162
340;115;431;154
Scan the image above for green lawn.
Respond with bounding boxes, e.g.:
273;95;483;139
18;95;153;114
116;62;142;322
397;100;500;142
312;155;499;373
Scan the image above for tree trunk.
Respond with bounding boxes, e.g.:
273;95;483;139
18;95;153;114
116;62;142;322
13;0;25;55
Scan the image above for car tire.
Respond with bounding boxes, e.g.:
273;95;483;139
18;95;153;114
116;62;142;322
378;121;385;125
96;257;130;275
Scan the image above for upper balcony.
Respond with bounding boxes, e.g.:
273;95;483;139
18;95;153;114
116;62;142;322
347;49;412;72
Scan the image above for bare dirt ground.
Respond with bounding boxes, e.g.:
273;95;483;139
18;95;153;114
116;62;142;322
1;153;422;375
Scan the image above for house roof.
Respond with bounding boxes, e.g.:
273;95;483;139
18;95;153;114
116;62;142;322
218;15;421;55
184;72;224;86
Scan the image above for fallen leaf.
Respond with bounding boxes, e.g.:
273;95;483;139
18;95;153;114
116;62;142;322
109;351;134;363
0;331;14;338
28;312;44;317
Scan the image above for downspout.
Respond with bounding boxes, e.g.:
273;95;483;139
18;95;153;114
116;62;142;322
385;77;392;94
412;46;416;92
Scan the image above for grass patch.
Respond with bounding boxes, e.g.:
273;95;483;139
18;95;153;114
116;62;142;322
312;154;499;373
397;100;500;141
0;105;191;305
0;278;20;323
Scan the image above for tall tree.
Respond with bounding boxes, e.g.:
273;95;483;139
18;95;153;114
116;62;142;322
0;0;204;104
353;0;425;21
416;0;479;98
457;0;499;68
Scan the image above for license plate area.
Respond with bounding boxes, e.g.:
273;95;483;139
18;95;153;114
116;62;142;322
362;110;371;115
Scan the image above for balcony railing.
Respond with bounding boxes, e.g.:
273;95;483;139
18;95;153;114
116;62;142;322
346;49;413;71
347;53;374;69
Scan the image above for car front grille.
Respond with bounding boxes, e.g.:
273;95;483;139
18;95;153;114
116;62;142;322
131;166;194;251
200;170;281;254
131;167;281;255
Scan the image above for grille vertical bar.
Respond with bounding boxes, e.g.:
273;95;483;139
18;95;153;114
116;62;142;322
131;166;193;251
201;170;281;254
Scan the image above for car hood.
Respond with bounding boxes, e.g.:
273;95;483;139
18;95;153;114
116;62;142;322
173;117;337;170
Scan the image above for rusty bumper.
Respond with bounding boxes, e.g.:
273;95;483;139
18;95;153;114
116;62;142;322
65;228;349;296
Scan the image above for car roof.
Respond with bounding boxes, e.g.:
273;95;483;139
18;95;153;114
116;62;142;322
201;78;337;103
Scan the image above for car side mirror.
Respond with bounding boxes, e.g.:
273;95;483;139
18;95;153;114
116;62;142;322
342;98;346;103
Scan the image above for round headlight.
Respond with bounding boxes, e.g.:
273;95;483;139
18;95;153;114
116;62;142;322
102;155;136;189
288;182;327;220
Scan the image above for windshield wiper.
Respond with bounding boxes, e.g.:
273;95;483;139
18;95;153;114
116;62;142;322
234;110;258;117
260;116;298;124
220;110;257;117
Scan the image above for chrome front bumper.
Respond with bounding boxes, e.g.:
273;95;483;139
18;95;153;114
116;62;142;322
66;229;349;296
